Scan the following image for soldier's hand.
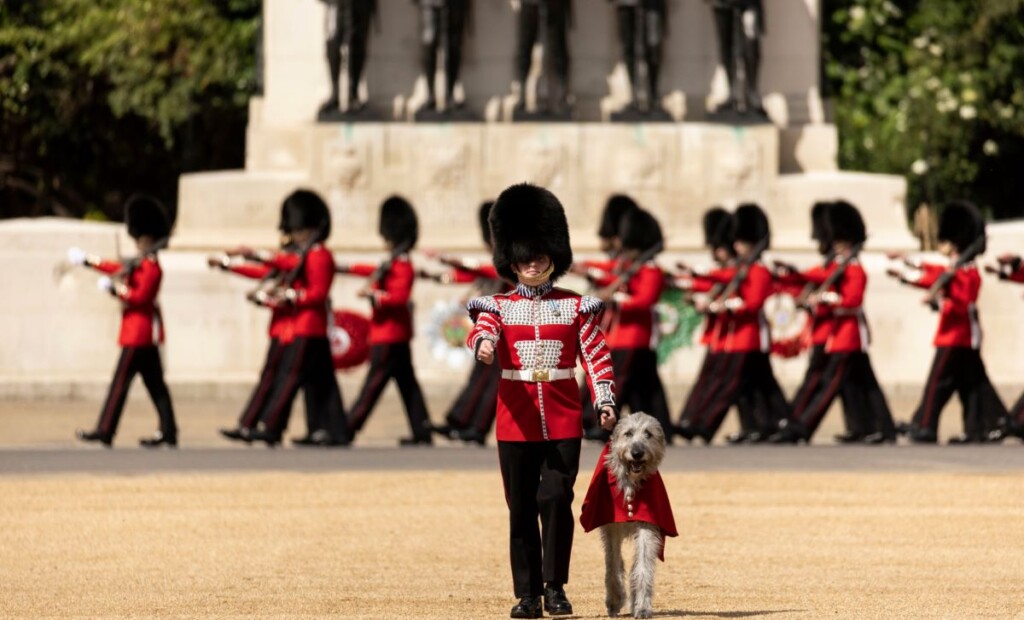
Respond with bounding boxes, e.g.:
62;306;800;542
984;264;1000;275
885;267;902;279
599;407;617;431
886;251;906;261
476;340;495;365
997;253;1019;264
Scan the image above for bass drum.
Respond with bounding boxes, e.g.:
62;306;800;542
329;310;371;370
654;288;703;365
425;299;475;368
764;292;811;358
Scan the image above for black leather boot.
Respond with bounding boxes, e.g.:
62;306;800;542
510;595;542;619
76;429;112;448
543;586;573;616
139;432;177;448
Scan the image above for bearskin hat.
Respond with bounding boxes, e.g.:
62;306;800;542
702;207;735;250
280;189;331;241
490;183;573;283
124;194;171;240
479;201;495;247
597;194;640;239
620;208;664;253
826;200;867;245
810;201;833;254
939;200;985;253
379;195;419;249
733;203;770;247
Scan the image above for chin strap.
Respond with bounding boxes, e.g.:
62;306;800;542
515;263;555;287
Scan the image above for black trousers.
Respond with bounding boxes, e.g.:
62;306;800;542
348;343;432;440
259;337;348;441
697;351;790;437
677;349;723;427
515;1;569;92
712;4;762;107
792;351;894;439
910;347;1007;438
326;0;373;102
498;439;581;598
419;0;467;101
95;346;177;439
612;348;671;432
237;338;288;430
445;360;501;433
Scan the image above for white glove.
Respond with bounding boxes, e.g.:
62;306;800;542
97;276;114;293
67;247;87;266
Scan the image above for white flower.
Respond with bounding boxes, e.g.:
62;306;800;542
961;88;978;103
850;6;866;22
983;140;999;156
929;44;943;57
913;36;929;49
959;105;977;120
999;106;1014;119
863;136;875;150
925;77;941;91
908;86;923;99
911;160;929;175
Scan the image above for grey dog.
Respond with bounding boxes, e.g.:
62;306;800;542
600;412;669;619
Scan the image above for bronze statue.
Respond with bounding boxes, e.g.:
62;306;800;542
414;0;470;114
709;0;766;118
512;0;572;118
318;0;376;120
609;0;667;116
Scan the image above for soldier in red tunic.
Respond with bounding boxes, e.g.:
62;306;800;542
595;208;672;436
673;207;735;442
210;214;298;443
985;254;1024;441
429;201;509;446
467;183;617;619
770;201;895;443
340;196;434;446
887;201;1007;443
248;190;350;447
71;195;178;448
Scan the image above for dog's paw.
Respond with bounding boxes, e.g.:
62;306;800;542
606;606;621;618
632;608;653;619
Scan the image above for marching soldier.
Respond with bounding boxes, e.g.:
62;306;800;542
769;201;895;444
887;200;1007;443
985;254;1024;441
248;190;350;447
673;207;734;442
430;201;508;445
595;207;672;437
211;218;298;444
340;196;434;446
676;204;790;443
467;183;617;619
70;195;178;448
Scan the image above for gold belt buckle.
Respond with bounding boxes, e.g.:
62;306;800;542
531;368;550;382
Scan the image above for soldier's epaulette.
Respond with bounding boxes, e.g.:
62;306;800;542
467;295;501;315
579;296;605;315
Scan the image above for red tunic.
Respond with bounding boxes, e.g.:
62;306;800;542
348;255;416;345
580;444;678;561
678;267;730;351
701;263;773;353
902;262;982;349
445;262;501;284
822;261;870;353
467;282;617;442
581;258;619;288
227;259;293;341
1002;264;1024;284
266;245;334;339
774;265;833;346
93;257;164;347
607;261;663;350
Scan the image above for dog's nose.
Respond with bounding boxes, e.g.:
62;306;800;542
630;447;645;461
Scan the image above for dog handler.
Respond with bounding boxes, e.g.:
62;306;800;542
467;183;618;619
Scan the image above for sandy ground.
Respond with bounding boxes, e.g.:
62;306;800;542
1;470;1022;619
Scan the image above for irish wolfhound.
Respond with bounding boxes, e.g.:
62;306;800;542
581;412;677;619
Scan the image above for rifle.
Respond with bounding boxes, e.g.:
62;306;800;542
248;225;325;307
923;234;986;312
598;241;664;296
113;236;170;284
711;235;769;306
798;244;862;309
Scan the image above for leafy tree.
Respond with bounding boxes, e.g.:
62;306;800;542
0;0;260;220
824;0;1024;220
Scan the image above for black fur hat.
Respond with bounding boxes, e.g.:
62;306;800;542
620;208;664;253
490;183;572;283
379;195;419;249
939;200;985;253
124;194;171;239
479;201;494;247
810;201;833;254
826;200;867;245
280;189;331;241
598;194;640;239
733;203;770;247
702;207;735;249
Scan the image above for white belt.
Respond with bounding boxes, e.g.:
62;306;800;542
501;368;576;383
